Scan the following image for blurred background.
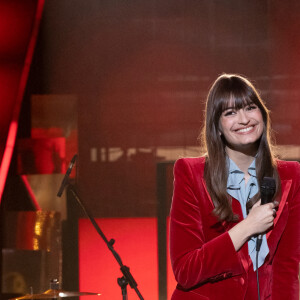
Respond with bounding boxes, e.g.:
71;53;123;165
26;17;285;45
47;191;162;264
0;0;299;299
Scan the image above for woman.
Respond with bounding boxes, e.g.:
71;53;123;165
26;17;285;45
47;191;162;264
170;74;300;299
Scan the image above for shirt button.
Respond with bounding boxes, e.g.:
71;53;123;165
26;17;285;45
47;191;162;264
240;278;245;285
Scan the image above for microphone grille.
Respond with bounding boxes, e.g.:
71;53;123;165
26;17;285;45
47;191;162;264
261;176;276;190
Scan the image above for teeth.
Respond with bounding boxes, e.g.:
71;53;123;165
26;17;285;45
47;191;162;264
237;126;253;133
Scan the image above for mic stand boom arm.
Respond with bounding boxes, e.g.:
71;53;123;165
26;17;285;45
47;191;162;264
68;184;144;300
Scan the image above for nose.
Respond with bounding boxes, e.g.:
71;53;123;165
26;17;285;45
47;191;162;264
237;110;250;124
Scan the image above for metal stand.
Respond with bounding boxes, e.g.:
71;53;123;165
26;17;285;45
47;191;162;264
67;184;144;300
118;276;128;300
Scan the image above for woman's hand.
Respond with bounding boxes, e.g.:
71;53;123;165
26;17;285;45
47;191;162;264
244;200;279;236
228;200;278;251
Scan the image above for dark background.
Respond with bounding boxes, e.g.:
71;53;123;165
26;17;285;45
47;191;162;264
24;0;300;217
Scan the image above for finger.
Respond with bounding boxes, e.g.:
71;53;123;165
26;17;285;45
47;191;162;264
268;202;277;209
253;200;261;208
265;212;274;221
271;201;279;210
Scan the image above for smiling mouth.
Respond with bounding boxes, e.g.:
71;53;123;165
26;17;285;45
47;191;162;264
236;126;254;133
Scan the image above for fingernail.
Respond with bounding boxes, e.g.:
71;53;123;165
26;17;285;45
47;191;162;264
274;201;279;206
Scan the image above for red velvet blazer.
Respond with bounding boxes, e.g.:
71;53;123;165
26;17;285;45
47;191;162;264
170;157;300;300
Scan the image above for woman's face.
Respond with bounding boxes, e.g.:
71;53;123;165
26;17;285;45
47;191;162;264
218;101;264;152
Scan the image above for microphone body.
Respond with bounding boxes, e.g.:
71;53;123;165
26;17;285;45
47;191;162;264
256;177;276;251
57;154;77;197
260;177;276;205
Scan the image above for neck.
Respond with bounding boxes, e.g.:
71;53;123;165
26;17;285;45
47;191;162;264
225;146;256;174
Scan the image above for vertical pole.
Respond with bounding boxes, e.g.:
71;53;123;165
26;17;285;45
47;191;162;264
157;162;171;300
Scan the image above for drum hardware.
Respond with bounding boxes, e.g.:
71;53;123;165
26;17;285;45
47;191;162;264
9;279;101;299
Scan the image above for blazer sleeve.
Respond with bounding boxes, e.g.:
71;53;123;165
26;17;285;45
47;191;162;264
170;158;244;289
272;162;300;300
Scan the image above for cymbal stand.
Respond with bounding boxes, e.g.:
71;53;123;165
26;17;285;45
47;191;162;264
67;184;144;300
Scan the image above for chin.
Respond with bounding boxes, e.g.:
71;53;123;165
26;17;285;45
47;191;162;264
237;135;261;145
229;140;259;151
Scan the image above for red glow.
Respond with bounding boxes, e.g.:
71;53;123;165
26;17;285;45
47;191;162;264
79;218;158;300
31;128;78;175
0;0;45;203
0;1;37;59
17;138;66;174
0;121;19;198
0;64;22;135
21;175;41;210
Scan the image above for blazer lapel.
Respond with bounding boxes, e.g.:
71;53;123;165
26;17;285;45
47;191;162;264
266;179;292;240
201;178;215;208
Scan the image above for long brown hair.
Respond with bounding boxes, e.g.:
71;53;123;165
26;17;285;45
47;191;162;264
200;74;281;222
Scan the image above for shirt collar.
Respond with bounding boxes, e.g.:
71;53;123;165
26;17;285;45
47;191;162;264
227;157;257;187
247;159;256;177
227;156;256;174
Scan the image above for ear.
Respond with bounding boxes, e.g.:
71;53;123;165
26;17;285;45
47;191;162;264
218;120;223;136
218;129;222;136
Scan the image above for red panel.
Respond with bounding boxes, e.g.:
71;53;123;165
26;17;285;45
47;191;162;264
79;218;158;300
17;138;66;174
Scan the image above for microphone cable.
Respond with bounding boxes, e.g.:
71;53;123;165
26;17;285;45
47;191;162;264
255;176;276;300
256;237;263;300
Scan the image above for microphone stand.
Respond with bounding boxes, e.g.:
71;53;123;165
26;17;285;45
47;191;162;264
61;182;144;300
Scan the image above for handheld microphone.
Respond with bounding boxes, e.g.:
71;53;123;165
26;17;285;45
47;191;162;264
57;154;77;197
256;176;276;251
260;177;276;205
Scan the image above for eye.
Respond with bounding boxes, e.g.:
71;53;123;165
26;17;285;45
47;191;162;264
223;109;236;116
245;104;258;111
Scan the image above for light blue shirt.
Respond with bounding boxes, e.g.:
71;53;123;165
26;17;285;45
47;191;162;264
226;157;269;271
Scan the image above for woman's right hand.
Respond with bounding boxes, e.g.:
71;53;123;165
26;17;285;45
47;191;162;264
244;199;279;236
228;199;278;251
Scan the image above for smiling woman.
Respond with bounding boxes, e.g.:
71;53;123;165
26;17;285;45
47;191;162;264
219;102;264;154
169;74;300;300
202;74;280;220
